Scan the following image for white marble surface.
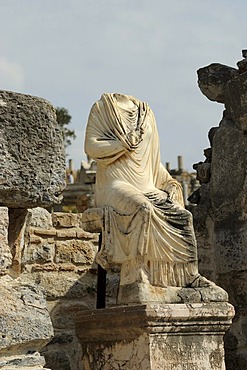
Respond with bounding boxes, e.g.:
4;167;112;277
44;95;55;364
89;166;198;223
84;93;200;293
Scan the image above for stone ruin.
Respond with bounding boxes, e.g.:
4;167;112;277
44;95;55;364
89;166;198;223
191;50;247;369
0;51;246;369
0;90;116;369
0;90;66;369
75;92;234;369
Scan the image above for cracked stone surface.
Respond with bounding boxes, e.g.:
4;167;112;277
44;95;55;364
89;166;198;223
0;90;66;208
0;275;53;354
192;52;247;370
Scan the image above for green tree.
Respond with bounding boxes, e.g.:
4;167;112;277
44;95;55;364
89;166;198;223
56;107;76;148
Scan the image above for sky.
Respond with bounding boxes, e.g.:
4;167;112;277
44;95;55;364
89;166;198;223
0;0;246;171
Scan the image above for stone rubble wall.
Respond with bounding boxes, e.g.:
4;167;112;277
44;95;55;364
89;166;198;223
17;208;119;370
0;206;103;370
0;209;54;370
0;90;66;370
22;210;99;279
192;53;247;370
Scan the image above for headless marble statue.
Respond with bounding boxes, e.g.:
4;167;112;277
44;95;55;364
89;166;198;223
85;93;214;304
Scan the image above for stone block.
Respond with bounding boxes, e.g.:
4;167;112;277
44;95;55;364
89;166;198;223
75;228;99;241
117;281;228;305
56;229;77;238
79;208;104;233
31;263;58;272
42;335;84;370
33;228;57;236
30;235;43;244
27;208;53;229
0;91;66;208
55;240;95;265
58;263;76;272
52;213;80;228
197;63;238;104
22;243;55;264
0;275;53;354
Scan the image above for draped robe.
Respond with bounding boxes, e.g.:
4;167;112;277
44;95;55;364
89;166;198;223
85;93;198;287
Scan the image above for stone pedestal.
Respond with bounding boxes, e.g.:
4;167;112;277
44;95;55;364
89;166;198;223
75;302;234;370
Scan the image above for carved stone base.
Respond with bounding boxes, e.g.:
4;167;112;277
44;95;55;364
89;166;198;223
75;302;234;370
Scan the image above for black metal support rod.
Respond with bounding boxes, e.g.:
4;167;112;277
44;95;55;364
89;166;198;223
96;232;107;309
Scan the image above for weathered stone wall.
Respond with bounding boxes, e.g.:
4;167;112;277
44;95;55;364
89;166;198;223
0;90;66;369
17;209;119;370
0;207;54;370
0;274;54;368
191;52;247;369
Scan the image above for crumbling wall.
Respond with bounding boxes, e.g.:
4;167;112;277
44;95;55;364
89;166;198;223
19;210;98;370
17;209;119;370
0;89;119;370
0;90;66;369
191;52;247;369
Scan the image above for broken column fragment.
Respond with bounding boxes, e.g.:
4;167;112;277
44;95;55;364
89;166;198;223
0;90;66;208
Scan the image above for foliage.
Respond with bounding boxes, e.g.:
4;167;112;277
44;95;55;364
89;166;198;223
56;107;76;148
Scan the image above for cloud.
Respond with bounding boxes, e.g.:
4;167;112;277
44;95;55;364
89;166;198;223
0;58;24;91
